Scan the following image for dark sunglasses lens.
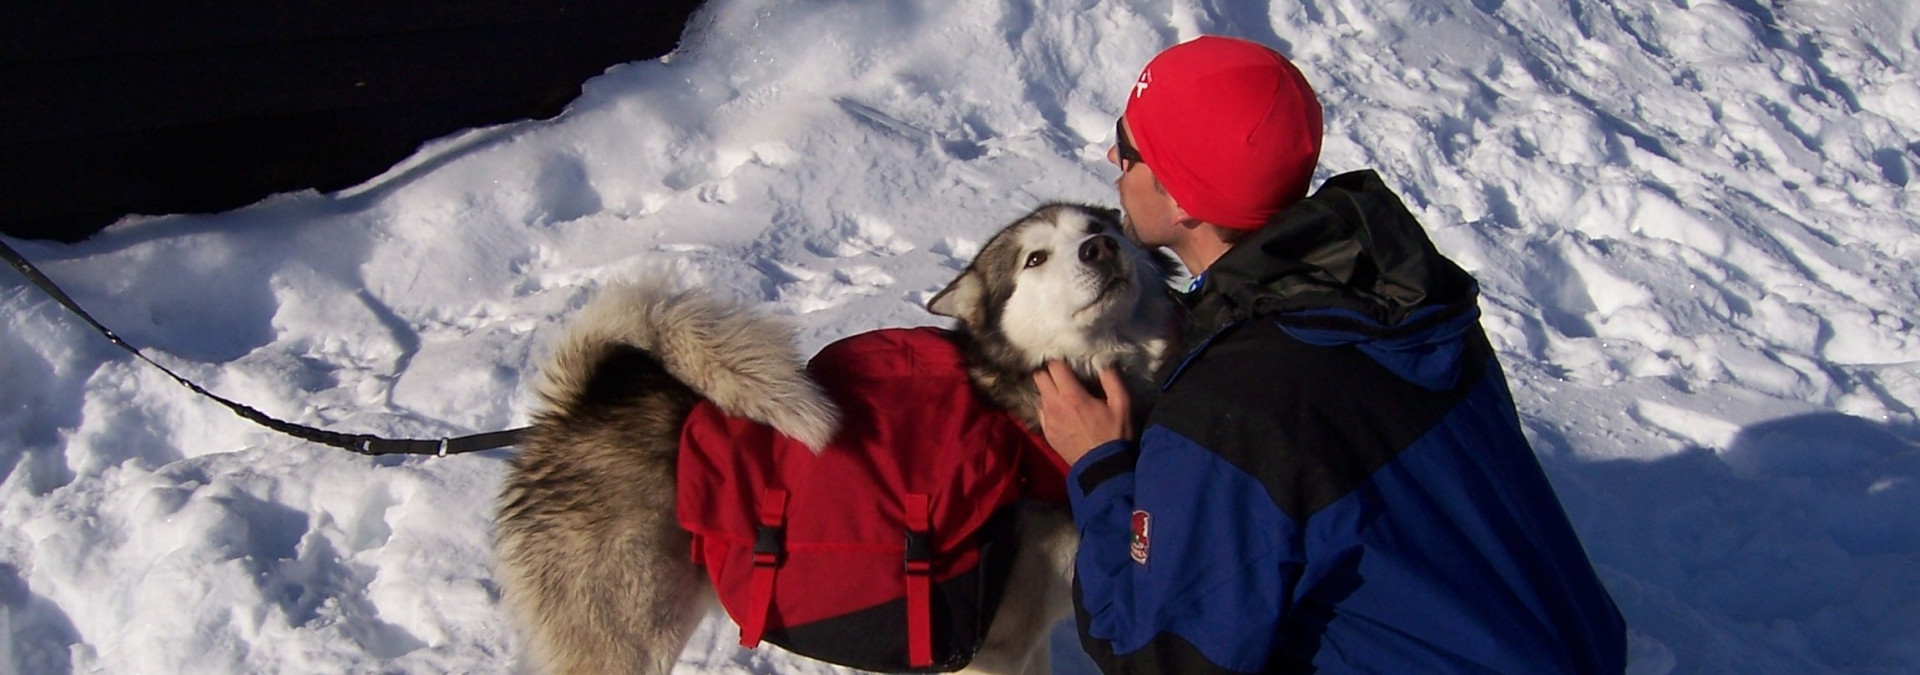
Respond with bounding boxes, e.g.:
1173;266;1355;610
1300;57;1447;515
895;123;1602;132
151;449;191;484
1115;119;1143;167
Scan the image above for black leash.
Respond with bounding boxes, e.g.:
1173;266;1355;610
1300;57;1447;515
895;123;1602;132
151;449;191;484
1;237;527;456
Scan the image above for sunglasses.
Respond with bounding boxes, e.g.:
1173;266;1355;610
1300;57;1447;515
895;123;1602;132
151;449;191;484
1115;118;1145;171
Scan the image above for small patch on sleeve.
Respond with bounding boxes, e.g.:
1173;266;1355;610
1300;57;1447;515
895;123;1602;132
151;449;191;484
1130;509;1152;565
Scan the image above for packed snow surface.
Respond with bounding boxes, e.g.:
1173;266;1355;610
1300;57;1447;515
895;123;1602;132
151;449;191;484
3;0;1919;673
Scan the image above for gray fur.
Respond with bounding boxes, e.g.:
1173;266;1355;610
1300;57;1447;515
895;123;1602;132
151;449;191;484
496;204;1176;675
537;278;839;451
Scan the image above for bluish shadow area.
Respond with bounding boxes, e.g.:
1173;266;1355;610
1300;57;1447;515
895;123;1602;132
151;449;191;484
6;199;361;364
1545;412;1920;673
0;291;109;494
1519;242;1598;339
1872;148;1911;187
0;562;81;675
1721;413;1920;558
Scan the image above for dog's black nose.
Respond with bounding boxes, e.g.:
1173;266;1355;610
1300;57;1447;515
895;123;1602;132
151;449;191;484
1080;235;1120;263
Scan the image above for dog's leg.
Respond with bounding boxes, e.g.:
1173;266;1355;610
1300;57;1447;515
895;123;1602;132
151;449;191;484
961;503;1080;675
501;513;709;675
497;453;709;675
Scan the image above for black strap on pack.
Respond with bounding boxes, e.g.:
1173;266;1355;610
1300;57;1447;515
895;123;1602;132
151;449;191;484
1;237;527;456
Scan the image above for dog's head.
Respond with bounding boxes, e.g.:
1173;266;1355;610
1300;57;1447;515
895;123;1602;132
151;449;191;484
929;203;1178;375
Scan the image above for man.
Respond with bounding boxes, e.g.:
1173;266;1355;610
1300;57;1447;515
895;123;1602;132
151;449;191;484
1033;36;1627;673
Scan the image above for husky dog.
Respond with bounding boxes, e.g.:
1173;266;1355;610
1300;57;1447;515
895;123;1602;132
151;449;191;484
495;203;1177;675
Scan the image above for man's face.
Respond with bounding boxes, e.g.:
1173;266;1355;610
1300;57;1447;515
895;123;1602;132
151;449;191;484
1109;119;1180;249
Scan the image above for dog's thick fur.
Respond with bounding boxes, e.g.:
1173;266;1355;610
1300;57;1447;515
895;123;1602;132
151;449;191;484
496;204;1176;675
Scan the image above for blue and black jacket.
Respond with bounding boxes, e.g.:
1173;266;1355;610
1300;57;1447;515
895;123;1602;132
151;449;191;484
1067;171;1627;674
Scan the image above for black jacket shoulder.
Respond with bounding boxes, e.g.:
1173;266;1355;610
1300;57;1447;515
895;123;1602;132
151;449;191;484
1178;170;1478;344
1151;318;1486;522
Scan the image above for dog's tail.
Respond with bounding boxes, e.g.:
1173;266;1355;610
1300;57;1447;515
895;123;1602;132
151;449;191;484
536;278;841;451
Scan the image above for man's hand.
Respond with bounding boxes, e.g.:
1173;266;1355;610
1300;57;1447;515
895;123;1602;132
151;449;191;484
1032;360;1134;465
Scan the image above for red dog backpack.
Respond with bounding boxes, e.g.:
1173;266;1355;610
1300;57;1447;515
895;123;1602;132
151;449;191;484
676;327;1066;672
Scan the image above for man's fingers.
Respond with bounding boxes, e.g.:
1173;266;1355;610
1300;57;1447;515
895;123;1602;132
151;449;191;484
1037;360;1086;401
1030;360;1135;462
1045;359;1079;385
1098;367;1130;411
1032;365;1058;398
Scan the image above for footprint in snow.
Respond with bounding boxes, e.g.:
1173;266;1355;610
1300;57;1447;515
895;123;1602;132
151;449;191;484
767;262;895;314
805;213;914;258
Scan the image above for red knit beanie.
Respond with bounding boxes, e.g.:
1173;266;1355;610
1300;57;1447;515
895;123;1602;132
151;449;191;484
1123;36;1324;229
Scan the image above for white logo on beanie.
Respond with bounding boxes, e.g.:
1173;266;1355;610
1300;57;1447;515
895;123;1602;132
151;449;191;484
1133;70;1152;99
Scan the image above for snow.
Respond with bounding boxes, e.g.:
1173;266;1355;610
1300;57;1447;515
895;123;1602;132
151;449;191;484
3;0;1918;672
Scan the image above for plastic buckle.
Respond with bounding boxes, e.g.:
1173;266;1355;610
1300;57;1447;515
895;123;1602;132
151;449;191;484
754;525;784;567
904;529;933;574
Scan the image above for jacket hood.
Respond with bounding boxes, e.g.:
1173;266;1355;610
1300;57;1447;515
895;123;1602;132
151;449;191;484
1171;170;1483;390
1194;170;1478;334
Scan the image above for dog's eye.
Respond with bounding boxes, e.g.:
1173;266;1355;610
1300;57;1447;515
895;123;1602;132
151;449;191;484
1024;251;1050;268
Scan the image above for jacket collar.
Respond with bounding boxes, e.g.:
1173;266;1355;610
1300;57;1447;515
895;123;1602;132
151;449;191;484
1186;169;1479;339
1155;170;1483;390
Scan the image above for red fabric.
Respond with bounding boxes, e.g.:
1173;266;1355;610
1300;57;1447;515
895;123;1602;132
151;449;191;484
677;327;1060;630
1124;35;1324;229
903;493;934;668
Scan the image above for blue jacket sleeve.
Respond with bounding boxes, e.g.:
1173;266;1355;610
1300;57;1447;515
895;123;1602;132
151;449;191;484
1065;426;1301;674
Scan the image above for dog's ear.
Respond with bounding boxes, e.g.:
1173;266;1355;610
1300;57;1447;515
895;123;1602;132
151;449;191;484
927;270;983;321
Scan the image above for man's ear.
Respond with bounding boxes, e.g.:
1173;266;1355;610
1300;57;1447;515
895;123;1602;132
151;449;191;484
1170;200;1201;230
927;270;983;321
